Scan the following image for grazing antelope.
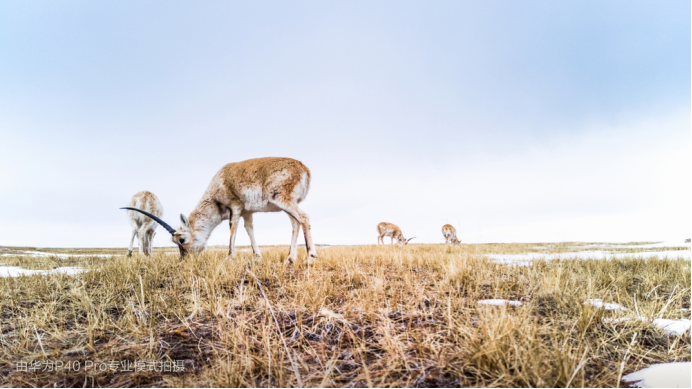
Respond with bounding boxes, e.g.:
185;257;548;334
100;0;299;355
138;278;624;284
122;157;317;264
442;224;461;245
377;222;414;247
126;191;164;256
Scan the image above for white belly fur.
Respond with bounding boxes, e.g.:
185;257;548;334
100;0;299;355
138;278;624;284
239;185;282;212
237;171;309;213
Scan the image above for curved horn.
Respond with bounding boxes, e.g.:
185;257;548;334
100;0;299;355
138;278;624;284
120;207;176;235
407;237;416;243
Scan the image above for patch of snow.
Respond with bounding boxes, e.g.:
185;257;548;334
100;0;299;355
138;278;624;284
651;319;691;336
0;265;87;277
569;241;691;250
622;362;691;388
489;250;690;266
606;250;689;259
1;250;113;258
602;316;690;336
585;299;627;311
602;316;646;324
609;241;691;249
491;255;538;266
478;299;523;306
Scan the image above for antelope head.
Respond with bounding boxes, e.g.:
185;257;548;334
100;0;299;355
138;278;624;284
120;207;199;257
397;236;416;247
173;214;207;256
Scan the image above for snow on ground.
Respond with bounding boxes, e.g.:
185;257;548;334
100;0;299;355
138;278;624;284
622;362;691;388
625;241;690;249
651;319;691;336
1;250;113;258
529;241;690;251
602;316;690;336
478;299;523;306
585;299;627;311
587;298;690;336
0;265;86;277
578;241;690;249
488;250;690;266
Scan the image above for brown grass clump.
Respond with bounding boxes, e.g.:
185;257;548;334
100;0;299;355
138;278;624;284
0;244;689;387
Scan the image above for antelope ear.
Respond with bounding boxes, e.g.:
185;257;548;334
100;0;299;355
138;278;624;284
180;214;190;228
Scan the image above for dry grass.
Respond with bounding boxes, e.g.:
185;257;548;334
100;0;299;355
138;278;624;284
0;244;689;387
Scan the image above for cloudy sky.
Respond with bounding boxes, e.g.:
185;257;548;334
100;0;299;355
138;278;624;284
0;1;689;248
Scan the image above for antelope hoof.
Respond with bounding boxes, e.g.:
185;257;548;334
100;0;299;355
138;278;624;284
250;253;262;265
284;257;295;266
127;250;133;257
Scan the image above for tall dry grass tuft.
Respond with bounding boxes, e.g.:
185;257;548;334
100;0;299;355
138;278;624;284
0;244;689;387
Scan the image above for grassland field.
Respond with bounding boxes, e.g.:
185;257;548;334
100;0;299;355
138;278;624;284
0;243;689;387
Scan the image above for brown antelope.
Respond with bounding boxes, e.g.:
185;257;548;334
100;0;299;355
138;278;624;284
442;224;461;245
126;191;163;256
377;222;414;247
122;157;317;264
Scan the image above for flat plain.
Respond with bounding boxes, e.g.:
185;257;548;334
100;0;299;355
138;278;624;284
0;242;689;387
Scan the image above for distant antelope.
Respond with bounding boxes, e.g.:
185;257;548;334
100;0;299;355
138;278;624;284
122;157;317;264
126;191;163;256
442;224;461;245
377;222;414;247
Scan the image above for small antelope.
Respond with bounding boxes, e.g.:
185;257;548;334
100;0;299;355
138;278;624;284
442;224;461;245
377;222;414;247
122;157;317;264
126;191;163;256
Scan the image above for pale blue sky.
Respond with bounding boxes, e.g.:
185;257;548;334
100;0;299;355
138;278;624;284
0;1;689;247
